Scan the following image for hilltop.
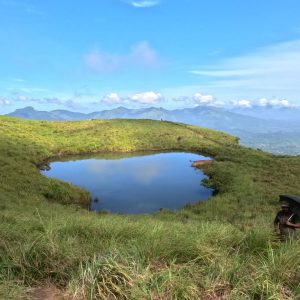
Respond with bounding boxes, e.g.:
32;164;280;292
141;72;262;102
7;105;300;155
1;116;300;299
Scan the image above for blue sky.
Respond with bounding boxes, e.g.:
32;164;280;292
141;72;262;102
1;0;300;112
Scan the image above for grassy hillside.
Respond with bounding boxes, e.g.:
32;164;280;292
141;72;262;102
1;116;300;299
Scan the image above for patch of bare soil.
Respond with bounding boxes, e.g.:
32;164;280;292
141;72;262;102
191;159;213;168
27;284;63;300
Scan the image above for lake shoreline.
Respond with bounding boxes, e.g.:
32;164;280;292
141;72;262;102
42;151;214;214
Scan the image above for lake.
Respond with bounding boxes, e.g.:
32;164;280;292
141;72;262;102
42;152;213;214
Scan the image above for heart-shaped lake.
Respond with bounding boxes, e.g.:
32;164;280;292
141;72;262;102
42;151;213;214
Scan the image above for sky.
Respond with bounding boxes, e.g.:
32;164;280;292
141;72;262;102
1;0;300;113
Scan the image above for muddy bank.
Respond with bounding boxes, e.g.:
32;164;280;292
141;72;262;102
191;159;213;168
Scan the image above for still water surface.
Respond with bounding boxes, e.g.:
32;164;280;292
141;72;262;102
42;152;213;214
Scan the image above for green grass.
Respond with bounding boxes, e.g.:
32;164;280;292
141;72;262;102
1;116;300;299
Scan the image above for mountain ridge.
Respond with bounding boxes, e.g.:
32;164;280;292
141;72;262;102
6;105;300;155
7;105;300;132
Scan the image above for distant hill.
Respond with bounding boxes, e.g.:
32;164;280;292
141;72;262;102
7;105;296;130
8;106;87;121
230;106;300;121
6;105;300;155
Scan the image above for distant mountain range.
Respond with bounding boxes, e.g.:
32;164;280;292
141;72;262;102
6;106;300;155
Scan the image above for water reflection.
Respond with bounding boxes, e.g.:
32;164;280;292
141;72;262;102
42;152;213;214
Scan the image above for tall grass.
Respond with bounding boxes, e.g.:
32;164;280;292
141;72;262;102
0;116;300;298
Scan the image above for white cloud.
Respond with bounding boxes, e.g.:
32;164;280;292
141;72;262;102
84;50;120;73
102;93;121;104
172;92;223;107
232;97;294;109
190;69;257;77
0;98;11;106
84;41;160;73
257;98;291;108
232;99;252;108
129;41;160;67
99;91;163;106
123;0;160;8
129;91;163;104
193;93;214;105
14;95;28;102
189;39;300;104
257;98;268;107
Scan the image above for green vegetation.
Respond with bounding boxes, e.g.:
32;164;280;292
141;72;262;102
1;116;300;299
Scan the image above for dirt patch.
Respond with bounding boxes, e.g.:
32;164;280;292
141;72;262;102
148;261;169;273
27;284;63;300
191;159;213;168
201;284;231;300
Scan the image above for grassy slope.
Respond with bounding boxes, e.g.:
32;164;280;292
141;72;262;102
1;116;300;299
